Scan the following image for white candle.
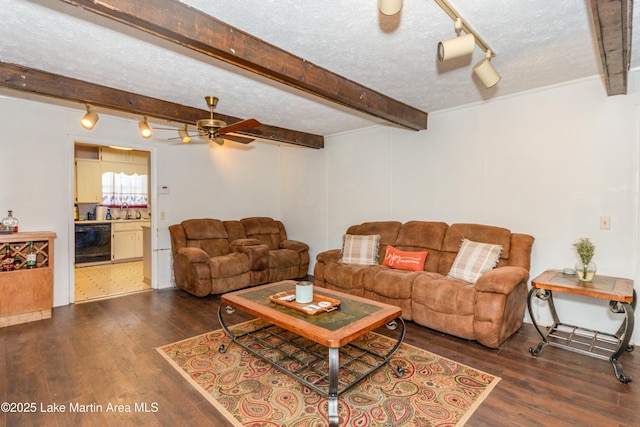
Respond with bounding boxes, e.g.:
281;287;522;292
295;281;313;303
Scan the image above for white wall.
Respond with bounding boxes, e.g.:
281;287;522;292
292;74;640;344
3;70;639;345
0;94;285;305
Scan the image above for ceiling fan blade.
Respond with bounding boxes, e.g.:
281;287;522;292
170;140;209;145
220;134;255;144
218;118;261;135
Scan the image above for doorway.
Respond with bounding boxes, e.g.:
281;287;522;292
75;261;150;302
73;143;153;302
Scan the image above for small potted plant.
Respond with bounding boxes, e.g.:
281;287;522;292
573;237;596;282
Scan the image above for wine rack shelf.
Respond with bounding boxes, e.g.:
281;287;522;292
0;231;56;327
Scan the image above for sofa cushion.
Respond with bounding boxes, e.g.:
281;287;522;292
340;234;381;265
448;239;502;283
240;217;282;250
182;219;231;257
345;221;402;265
209;252;250;278
439;223;512;274
382;246;427;271
395;221;448;272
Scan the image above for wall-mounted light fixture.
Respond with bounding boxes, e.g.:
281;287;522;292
80;105;99;130
434;0;499;88
178;125;191;143
138;117;152;138
379;0;403;15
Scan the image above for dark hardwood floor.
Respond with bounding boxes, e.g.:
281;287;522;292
0;287;637;426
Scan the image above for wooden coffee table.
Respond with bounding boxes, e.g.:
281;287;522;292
528;269;636;383
217;280;405;426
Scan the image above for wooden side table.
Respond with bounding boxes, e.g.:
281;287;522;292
528;269;636;383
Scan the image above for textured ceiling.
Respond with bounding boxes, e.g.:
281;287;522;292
0;0;637;137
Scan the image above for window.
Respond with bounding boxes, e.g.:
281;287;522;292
101;171;148;208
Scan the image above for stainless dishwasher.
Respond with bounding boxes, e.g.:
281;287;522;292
75;222;111;264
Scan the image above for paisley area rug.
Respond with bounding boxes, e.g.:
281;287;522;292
157;319;499;426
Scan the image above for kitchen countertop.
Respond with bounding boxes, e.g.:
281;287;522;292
75;219;150;224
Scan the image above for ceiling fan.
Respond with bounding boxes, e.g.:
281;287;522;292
170;96;261;145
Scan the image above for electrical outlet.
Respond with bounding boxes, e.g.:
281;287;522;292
600;216;611;230
160;211;166;221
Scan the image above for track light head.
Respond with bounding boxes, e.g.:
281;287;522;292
178;125;191;143
473;50;500;88
438;19;475;62
379;0;402;15
138;117;152;138
80;105;99;130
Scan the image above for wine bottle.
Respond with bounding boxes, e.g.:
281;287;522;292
1;244;15;271
26;241;37;269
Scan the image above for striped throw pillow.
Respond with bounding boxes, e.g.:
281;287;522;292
340;234;381;265
448;238;502;283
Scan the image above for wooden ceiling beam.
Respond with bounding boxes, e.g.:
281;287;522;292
0;61;323;148
588;0;633;96
57;0;428;131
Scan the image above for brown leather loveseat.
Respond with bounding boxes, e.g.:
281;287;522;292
314;221;534;348
169;217;310;296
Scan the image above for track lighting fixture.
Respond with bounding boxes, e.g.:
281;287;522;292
378;0;403;15
178;125;191;143
138;117;152;138
434;0;500;88
438;18;475;62
80;105;99;130
473;49;500;88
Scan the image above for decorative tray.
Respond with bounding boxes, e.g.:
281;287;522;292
269;290;341;315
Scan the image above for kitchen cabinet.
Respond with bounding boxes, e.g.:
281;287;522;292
101;147;148;164
112;221;149;261
75;159;102;203
0;231;56;327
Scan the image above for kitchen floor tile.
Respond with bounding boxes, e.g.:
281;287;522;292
75;261;151;303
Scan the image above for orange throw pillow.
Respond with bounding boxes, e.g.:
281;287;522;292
382;246;427;271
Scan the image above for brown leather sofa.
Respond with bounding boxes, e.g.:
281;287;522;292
314;221;534;348
169;217;310;296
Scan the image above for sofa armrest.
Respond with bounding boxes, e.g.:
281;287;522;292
316;249;342;264
280;239;309;253
177;247;211;264
474;266;530;294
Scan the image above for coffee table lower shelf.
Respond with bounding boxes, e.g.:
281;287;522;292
217;305;405;426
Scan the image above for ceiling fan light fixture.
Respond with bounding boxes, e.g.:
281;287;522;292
473;50;500;88
138;117;152;138
379;0;402;15
80;105;99;129
178;125;191;143
197;118;227;130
